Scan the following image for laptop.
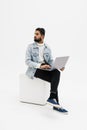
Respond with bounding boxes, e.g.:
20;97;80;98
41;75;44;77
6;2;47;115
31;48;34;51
40;56;69;71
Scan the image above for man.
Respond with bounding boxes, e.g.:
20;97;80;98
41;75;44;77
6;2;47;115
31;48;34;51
25;28;68;113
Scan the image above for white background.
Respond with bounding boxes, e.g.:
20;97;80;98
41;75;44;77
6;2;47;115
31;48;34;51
0;0;87;130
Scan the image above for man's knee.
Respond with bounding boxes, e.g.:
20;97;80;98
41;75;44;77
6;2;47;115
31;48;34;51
53;69;60;75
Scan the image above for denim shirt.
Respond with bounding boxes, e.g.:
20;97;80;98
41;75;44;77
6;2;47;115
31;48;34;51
25;42;54;79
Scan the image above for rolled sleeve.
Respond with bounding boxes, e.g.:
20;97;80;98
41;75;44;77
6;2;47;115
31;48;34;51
34;63;41;68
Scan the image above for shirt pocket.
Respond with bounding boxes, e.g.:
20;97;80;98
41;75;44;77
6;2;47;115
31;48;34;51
32;52;38;56
32;52;39;62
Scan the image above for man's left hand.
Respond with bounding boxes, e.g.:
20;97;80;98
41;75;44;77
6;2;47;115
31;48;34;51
60;67;65;71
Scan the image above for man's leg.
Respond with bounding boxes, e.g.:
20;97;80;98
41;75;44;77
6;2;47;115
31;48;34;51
34;68;61;104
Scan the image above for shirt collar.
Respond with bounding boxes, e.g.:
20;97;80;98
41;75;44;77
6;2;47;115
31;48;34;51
36;42;44;46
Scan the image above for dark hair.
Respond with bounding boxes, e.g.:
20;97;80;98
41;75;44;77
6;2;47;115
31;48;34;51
35;28;45;36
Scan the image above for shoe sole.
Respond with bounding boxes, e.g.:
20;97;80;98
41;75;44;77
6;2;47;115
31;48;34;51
53;107;68;114
46;101;62;108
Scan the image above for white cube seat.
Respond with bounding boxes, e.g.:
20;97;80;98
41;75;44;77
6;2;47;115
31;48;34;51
19;74;50;105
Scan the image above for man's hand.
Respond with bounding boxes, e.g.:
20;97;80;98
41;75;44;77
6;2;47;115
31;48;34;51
40;64;51;69
60;67;65;71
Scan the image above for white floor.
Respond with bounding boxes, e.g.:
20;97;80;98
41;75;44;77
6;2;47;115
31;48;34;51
0;69;87;130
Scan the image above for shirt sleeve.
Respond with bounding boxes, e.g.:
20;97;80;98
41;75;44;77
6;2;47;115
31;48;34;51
25;44;42;68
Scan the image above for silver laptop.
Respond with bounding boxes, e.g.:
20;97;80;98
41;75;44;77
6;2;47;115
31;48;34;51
40;56;69;71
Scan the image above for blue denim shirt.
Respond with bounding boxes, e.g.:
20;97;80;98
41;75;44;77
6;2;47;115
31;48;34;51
25;42;54;79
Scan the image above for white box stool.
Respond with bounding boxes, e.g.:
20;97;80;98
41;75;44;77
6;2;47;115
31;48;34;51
19;74;50;105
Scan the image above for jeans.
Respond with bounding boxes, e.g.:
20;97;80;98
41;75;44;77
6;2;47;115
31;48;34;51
34;68;61;96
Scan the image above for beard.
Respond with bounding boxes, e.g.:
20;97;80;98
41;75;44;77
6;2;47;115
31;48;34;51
34;37;42;43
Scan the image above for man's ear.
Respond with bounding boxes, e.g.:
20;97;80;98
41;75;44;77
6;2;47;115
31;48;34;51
42;35;45;39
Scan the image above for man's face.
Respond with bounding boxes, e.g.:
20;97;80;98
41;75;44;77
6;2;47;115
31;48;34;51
34;30;44;43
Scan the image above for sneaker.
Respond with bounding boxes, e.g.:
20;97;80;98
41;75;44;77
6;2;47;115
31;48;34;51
47;98;61;107
53;106;68;114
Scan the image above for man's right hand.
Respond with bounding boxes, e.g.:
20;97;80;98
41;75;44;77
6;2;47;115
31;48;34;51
40;64;51;69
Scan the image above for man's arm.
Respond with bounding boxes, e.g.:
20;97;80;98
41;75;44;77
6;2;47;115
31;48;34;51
25;44;41;68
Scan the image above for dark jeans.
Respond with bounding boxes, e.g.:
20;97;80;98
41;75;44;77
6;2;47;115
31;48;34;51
34;68;61;96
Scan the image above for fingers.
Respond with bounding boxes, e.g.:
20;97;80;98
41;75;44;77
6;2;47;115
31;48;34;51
40;64;51;69
46;65;51;68
60;67;65;71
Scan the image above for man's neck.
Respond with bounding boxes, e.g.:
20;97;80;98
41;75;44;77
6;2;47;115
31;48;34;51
36;42;44;46
38;40;44;44
36;40;44;45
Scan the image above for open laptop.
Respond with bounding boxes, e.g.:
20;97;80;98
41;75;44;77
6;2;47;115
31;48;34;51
40;56;69;71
